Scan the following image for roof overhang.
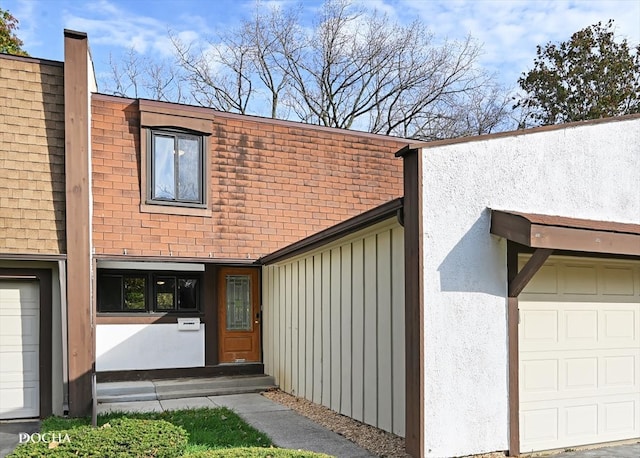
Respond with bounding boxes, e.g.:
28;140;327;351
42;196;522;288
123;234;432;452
490;210;640;256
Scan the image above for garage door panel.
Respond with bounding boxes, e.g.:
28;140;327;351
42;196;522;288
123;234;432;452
521;351;638;402
521;395;640;451
521;407;559;444
521;305;639;352
522;359;558;393
603;355;636;387
520;257;640;453
602;267;635;295
521;309;558;343
603;309;637;341
0;383;39;416
0;349;38;383
603;399;637;434
564;265;598;295
565;357;598;390
0;281;40;419
565;404;598;437
565;309;598;340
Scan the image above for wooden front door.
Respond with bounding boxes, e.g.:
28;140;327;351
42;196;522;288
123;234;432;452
218;267;261;363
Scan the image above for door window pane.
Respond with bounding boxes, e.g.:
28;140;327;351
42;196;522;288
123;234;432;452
226;275;251;331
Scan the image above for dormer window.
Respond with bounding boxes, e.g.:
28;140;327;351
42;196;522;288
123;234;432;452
138;99;214;217
150;129;204;206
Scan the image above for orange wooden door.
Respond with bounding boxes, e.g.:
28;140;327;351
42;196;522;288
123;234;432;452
218;267;261;363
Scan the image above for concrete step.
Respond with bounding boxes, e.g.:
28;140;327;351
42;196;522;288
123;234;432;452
97;374;277;404
157;385;276;400
97;392;159;403
96;381;156;398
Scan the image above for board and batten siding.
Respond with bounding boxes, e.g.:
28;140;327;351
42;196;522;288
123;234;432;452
263;219;406;436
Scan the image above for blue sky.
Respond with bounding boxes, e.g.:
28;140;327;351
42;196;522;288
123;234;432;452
3;0;640;92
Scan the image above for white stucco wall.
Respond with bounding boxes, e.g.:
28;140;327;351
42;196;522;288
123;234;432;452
96;323;205;371
419;117;640;457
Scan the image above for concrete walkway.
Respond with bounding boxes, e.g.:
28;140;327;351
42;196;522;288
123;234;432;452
98;393;373;457
0;421;39;458
549;442;640;458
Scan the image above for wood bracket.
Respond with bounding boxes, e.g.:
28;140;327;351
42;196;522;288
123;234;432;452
508;248;553;297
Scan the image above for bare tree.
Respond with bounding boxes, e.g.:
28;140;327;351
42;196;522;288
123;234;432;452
102;0;512;139
102;47;189;103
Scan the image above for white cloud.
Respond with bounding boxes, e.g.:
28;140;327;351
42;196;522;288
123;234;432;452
62;0;205;57
392;0;640;88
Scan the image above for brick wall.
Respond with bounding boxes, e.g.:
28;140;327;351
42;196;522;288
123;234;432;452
0;56;65;254
92;95;409;259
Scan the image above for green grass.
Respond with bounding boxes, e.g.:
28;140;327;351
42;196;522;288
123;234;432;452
41;408;272;454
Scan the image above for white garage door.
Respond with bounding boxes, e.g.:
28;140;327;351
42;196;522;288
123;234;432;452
519;257;640;453
0;281;40;419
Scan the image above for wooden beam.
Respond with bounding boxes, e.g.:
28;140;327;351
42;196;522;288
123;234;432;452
402;148;424;458
64;29;93;417
508;248;553;297
529;225;640;256
491;209;640;257
490;211;531;247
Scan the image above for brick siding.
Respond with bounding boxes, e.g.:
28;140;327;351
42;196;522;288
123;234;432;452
0;57;65;254
92;96;408;259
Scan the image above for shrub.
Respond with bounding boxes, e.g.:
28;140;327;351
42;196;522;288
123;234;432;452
9;418;188;458
186;447;333;458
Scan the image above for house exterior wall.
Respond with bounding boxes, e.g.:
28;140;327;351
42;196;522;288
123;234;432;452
0;57;65;254
417;116;640;457
96;323;205;371
91;95;406;260
263;219;406;436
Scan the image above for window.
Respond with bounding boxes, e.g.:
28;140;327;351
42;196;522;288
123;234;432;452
139;100;214;216
149;130;204;206
97;271;201;313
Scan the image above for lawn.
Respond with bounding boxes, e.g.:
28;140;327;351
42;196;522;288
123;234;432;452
10;407;331;457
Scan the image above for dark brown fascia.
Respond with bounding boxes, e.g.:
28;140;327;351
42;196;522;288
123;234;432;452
491;210;640;256
0;52;64;67
396;113;640;153
259;197;404;265
0;253;67;261
94;254;257;265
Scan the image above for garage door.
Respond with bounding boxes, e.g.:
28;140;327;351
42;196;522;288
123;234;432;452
519;256;640;453
0;281;40;419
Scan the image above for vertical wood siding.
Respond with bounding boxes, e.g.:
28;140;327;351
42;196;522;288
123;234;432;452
263;220;405;436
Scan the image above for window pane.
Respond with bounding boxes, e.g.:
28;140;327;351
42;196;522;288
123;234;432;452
124;277;146;311
98;276;122;312
177;137;200;202
153;135;175;200
155;277;175;310
178;278;198;310
226;275;251;331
